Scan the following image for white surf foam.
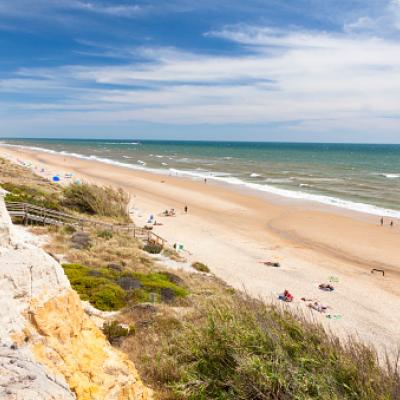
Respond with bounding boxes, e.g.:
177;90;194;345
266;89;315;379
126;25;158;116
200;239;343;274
2;143;400;219
383;173;400;179
106;142;139;145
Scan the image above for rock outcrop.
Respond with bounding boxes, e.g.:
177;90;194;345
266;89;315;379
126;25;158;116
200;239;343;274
0;189;151;400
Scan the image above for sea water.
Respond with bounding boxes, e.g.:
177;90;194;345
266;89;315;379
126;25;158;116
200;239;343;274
2;139;400;218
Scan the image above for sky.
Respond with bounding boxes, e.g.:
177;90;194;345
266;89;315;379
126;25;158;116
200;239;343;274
0;0;400;142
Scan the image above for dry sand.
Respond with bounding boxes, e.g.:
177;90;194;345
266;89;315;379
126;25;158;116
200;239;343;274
1;145;400;358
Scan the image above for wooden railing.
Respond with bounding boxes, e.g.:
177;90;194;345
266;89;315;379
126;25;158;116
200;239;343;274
5;202;166;247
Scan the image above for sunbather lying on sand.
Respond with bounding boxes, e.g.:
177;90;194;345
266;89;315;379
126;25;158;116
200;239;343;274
260;261;280;267
319;283;335;291
308;301;329;313
278;289;294;302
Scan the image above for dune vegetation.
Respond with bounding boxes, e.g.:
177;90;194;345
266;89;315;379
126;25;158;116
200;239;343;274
133;294;400;400
0;158;130;221
1;157;399;400
63;263;188;311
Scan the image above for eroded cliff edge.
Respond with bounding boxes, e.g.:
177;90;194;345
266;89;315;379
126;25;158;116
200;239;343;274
0;189;151;400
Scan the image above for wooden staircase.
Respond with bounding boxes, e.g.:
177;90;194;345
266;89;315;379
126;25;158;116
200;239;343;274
5;202;166;246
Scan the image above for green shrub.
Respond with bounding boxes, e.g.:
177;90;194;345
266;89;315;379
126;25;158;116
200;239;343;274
97;230;113;240
102;321;135;344
91;283;126;310
62;263;188;310
63;224;77;234
192;261;210;273
62;182;129;220
143;243;163;254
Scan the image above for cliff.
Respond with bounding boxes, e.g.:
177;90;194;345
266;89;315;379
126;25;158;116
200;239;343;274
0;189;151;400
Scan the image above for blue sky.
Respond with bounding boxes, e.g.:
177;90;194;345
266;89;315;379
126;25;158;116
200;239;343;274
1;0;400;142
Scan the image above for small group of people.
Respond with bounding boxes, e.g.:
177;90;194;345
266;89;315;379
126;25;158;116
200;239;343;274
380;217;394;227
163;205;189;216
163;208;176;217
279;281;336;312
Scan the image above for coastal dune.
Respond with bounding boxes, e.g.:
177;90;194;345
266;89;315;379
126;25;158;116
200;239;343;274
1;145;400;358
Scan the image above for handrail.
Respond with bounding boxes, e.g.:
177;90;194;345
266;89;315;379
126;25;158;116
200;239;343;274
5;202;166;246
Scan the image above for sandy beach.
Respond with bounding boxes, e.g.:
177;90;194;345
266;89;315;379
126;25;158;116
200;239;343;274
1;144;400;358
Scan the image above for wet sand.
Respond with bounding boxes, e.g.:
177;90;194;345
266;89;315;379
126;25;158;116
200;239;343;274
1;145;400;358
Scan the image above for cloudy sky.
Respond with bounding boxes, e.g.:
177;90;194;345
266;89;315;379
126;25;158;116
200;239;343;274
1;0;400;142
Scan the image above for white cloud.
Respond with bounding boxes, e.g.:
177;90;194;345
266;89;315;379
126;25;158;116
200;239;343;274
2;24;400;136
68;1;143;17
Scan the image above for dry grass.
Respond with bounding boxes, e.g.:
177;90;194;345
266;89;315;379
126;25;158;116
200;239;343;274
0;157;58;190
63;182;130;222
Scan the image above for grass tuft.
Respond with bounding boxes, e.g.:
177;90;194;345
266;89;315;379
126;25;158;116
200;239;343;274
62;182;130;221
191;261;210;273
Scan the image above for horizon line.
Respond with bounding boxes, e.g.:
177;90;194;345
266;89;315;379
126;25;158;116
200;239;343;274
1;137;400;146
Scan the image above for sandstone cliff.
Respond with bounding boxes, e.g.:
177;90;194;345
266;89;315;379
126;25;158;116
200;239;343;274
0;189;151;400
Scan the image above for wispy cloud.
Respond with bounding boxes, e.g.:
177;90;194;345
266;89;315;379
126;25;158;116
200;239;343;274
3;24;400;132
66;1;143;17
0;0;144;20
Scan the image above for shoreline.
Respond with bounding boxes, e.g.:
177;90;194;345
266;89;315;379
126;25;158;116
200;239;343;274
2;142;400;220
1;144;400;357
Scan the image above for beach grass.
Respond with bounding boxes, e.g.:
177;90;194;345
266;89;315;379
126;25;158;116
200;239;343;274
124;292;400;400
0;157;130;221
62;182;130;221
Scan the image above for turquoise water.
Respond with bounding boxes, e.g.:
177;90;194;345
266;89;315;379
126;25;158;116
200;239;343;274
2;139;400;217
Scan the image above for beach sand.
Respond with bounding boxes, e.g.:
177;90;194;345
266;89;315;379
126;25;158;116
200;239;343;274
1;145;400;358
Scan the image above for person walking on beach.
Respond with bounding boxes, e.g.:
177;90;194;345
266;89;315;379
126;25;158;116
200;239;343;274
380;217;384;226
390;221;394;228
204;178;207;184
184;205;188;213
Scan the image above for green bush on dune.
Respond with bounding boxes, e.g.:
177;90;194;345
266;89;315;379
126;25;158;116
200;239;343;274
62;182;130;221
62;263;188;311
102;321;135;344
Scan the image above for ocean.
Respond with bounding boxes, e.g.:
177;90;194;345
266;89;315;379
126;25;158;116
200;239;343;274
2;139;400;218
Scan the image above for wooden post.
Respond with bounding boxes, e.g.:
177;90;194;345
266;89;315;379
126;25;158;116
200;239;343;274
24;204;28;226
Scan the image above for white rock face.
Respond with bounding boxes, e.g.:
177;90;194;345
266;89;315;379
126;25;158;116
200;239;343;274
0;188;13;249
0;191;151;400
0;190;76;400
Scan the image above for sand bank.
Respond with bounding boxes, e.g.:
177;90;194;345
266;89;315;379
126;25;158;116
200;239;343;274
1;145;399;358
